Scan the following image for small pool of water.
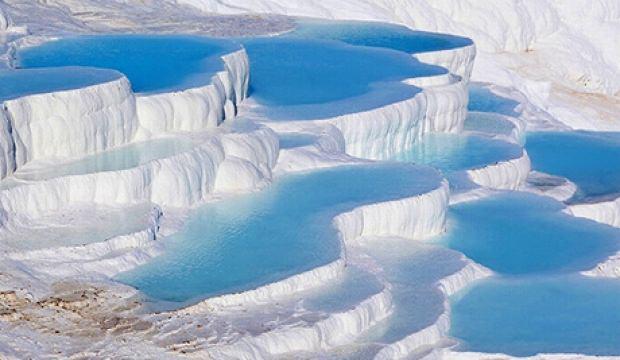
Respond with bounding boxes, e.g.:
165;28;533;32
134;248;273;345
17;35;237;93
278;133;318;149
464;112;520;139
391;133;522;173
443;192;619;275
116;163;442;304
451;275;620;356
290;19;472;54
468;85;520;117
526;131;620;202
0;67;122;101
243;37;444;119
15;137;194;183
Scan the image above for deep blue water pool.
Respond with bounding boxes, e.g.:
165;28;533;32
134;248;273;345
451;275;620;356
17;35;236;93
116;163;442;304
444;192;619;275
526;131;620;202
0;67;122;101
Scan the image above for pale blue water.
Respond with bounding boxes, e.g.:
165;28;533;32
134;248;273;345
0;67;122;101
278;133;318;149
17;137;193;183
468;85;520;117
243;37;445;119
17;35;235;93
451;275;620;356
291;19;472;54
526;131;620;202
464;112;518;138
117;163;442;304
391;133;522;173
444;192;619;274
358;240;468;345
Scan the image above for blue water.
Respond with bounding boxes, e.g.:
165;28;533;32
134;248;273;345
0;67;122;101
391;133;522;174
451;275;620;356
464;112;519;138
17;137;193;182
243;37;445;119
290;19;472;54
444;192;619;274
278;133;318;149
526;131;620;202
117;163;442;304
468;85;520;117
17;35;236;93
358;240;470;345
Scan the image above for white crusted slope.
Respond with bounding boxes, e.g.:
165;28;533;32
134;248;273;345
467;150;531;190
3;75;137;168
566;197;620;229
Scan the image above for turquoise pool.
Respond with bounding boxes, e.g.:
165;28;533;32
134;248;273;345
117;163;442;304
443;192;619;275
526;131;620;202
391;133;522;174
451;275;620;356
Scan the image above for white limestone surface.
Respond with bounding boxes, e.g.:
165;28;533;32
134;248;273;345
2;75;137;171
566;197;620;229
467;150;531;190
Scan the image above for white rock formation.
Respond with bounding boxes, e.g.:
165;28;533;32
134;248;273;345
467;150;531;190
566;197;620;229
0;126;278;225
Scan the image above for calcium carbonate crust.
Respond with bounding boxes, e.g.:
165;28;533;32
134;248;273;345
0;75;137;177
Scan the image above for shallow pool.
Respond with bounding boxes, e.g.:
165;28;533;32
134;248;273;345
0;67;122;101
444;192;619;275
16;137;194;183
117;163;442;304
526;131;620;202
278;133;319;149
451;275;620;356
17;35;236;93
391;133;522;174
